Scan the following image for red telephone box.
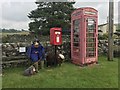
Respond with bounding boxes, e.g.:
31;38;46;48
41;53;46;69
71;7;98;66
50;27;62;45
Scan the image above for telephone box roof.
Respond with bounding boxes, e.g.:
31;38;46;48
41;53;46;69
71;7;98;14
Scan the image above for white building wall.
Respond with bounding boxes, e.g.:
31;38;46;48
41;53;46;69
98;24;116;35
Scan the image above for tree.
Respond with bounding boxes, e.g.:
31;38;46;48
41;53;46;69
28;2;75;35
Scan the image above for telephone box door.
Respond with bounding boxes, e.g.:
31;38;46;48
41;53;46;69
72;19;81;63
85;18;98;63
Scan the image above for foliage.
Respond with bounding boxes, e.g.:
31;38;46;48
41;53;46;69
1;28;26;33
102;33;108;39
98;34;104;40
98;33;119;40
116;29;120;32
116;23;120;31
28;2;75;35
98;34;108;40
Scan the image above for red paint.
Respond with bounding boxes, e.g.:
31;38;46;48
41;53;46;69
50;27;62;45
71;7;98;66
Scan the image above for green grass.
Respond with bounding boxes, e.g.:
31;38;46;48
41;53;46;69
2;56;118;88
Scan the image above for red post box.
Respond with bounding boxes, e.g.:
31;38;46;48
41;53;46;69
50;27;62;45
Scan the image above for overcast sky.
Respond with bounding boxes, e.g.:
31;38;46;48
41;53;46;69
0;0;119;30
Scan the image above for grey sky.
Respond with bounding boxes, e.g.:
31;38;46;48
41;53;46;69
0;1;37;30
0;0;119;30
119;1;120;23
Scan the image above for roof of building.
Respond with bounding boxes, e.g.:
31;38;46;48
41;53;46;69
98;23;107;27
98;23;119;27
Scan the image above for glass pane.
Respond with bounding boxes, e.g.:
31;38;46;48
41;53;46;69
86;38;95;42
87;48;95;51
73;43;79;47
86;47;95;57
86;33;94;37
87;43;95;47
73;19;80;47
73;20;80;33
73;34;79;42
87;18;95;32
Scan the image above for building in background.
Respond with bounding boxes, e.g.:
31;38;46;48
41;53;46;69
98;23;117;35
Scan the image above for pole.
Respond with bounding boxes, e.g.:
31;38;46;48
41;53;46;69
108;0;114;61
54;45;57;66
